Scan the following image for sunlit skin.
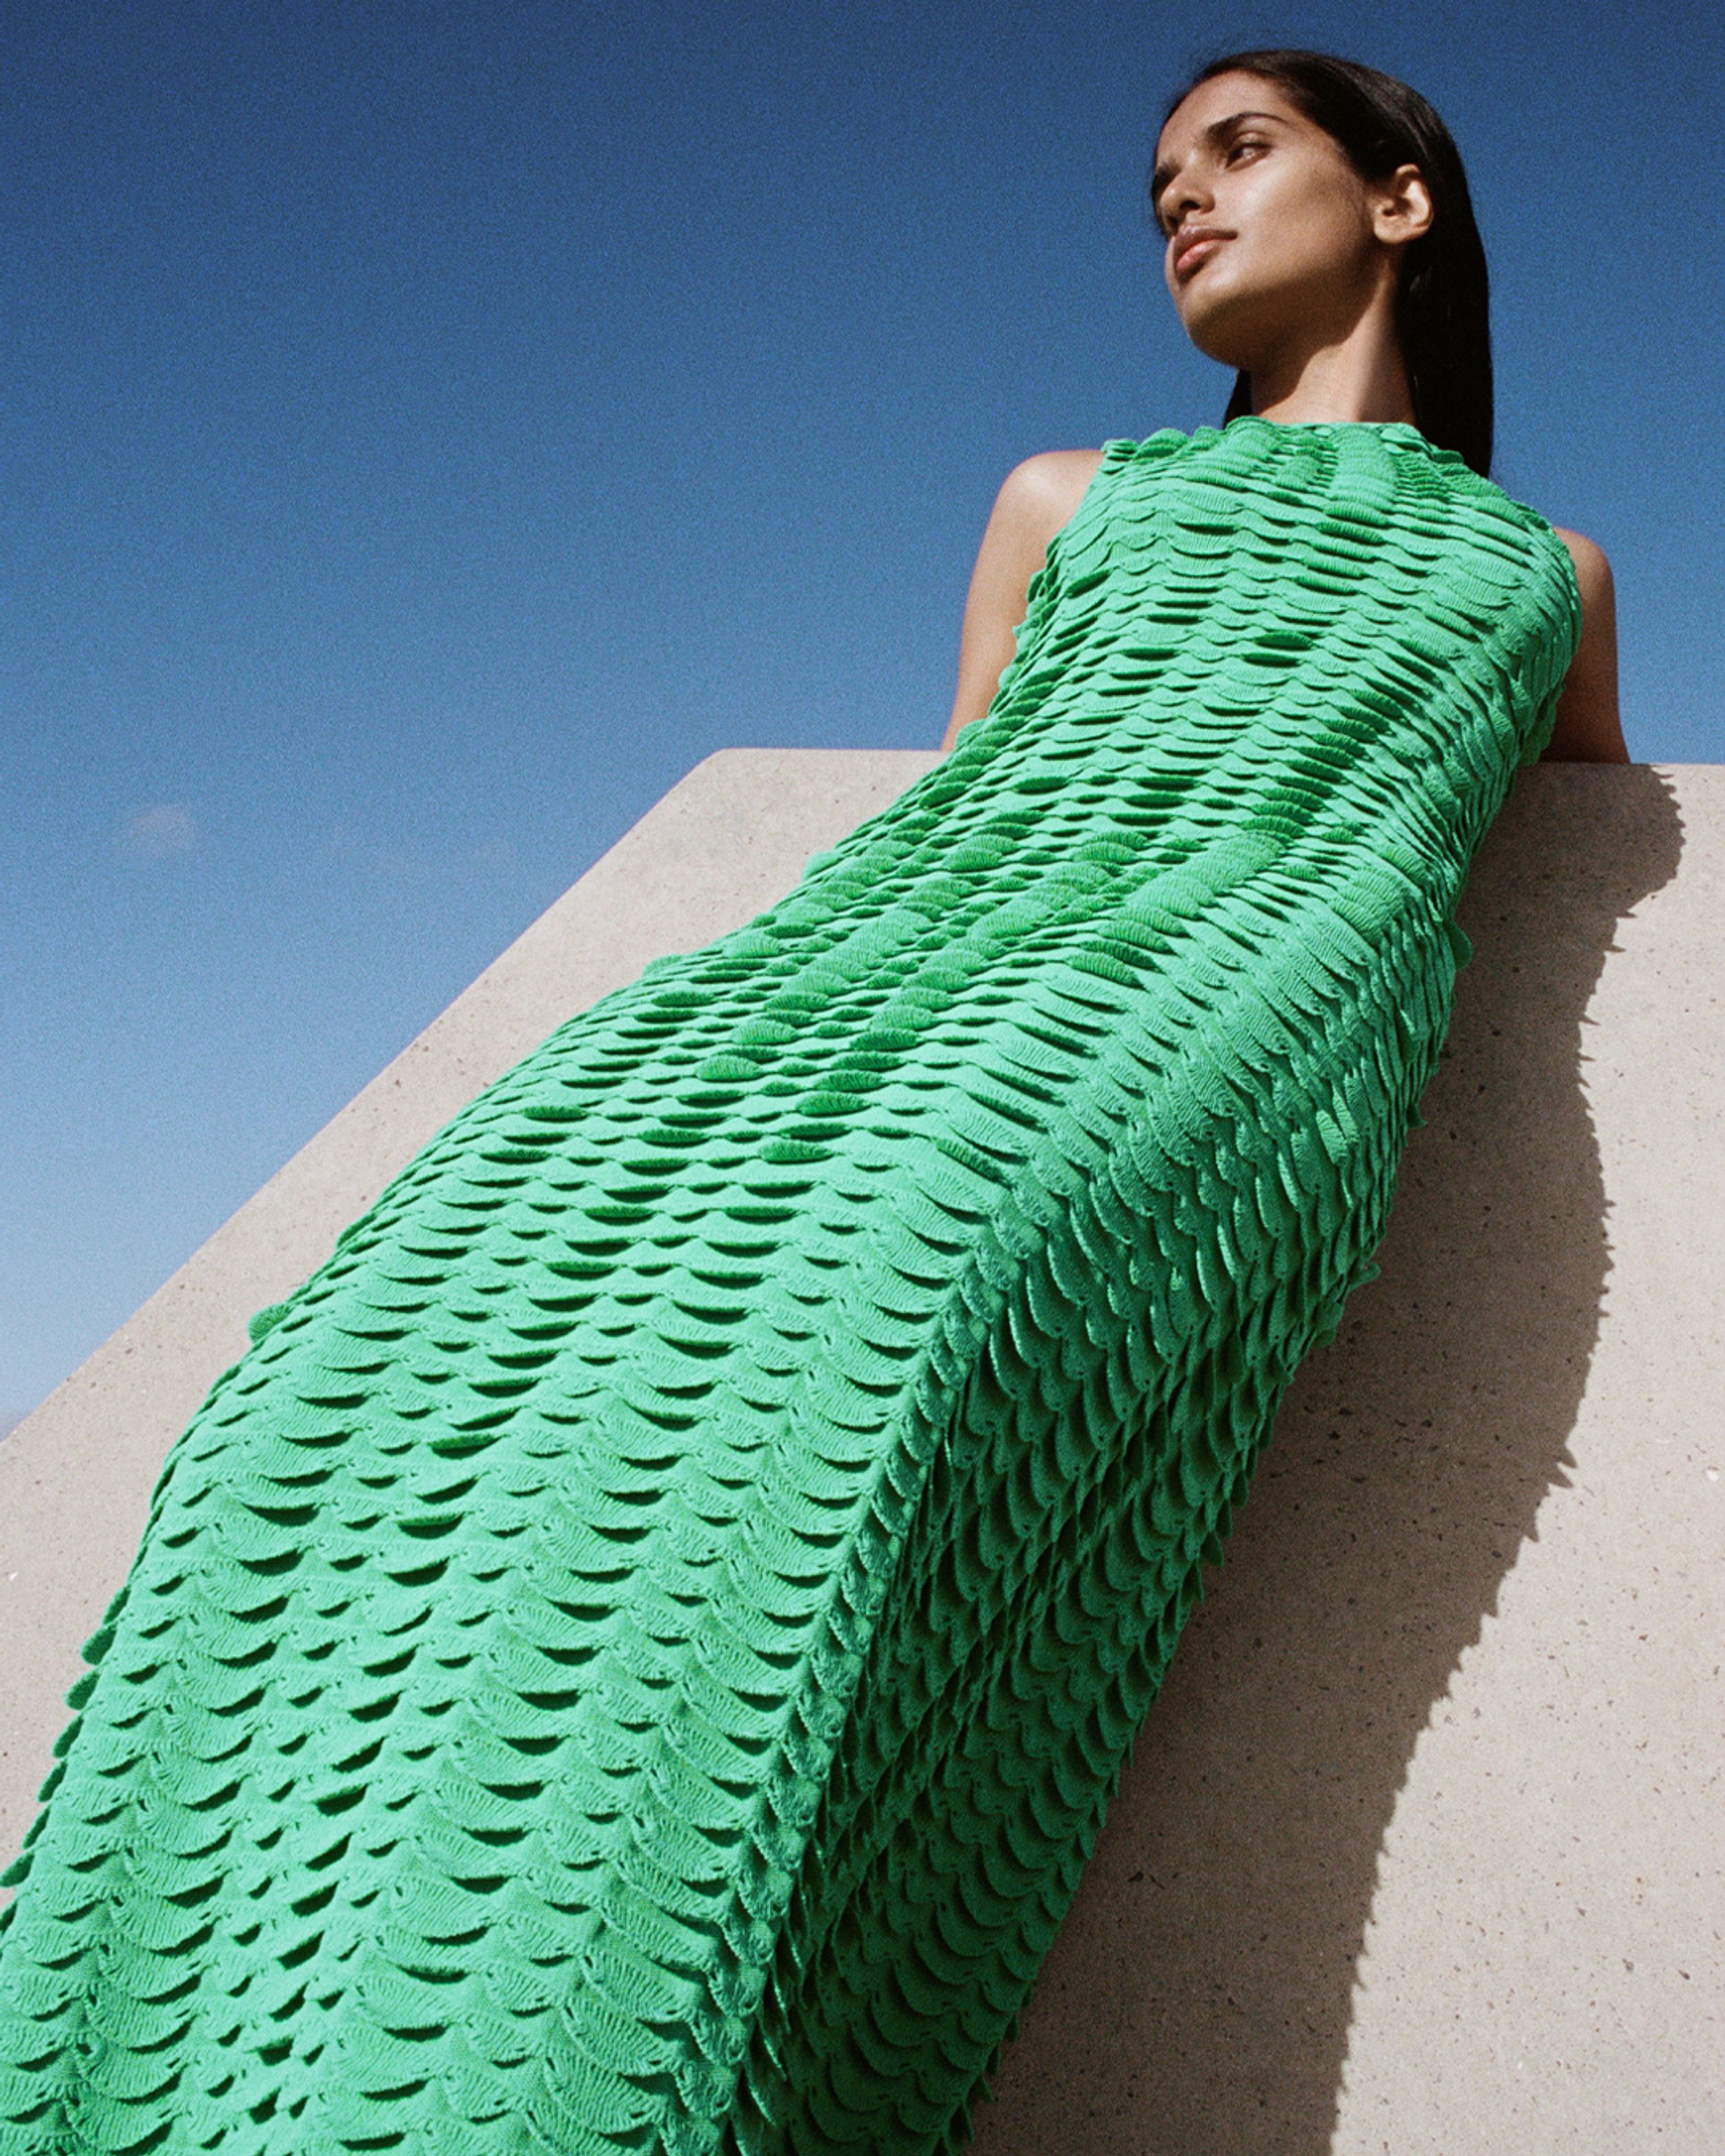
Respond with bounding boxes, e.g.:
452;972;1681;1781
940;70;1626;761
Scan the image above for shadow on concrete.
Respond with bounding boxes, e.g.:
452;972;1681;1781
968;765;1685;2156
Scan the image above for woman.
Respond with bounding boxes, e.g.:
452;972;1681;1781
0;46;1624;2156
945;55;1625;767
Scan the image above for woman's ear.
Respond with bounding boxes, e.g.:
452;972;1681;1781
1371;162;1435;247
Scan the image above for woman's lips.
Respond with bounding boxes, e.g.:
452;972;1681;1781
1174;234;1229;280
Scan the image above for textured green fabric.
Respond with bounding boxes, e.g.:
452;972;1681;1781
0;417;1581;2155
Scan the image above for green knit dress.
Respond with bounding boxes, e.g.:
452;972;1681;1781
0;416;1581;2156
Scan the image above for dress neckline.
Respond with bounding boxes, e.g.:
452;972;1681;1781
1094;419;1459;485
1223;414;1432;444
1157;413;1467;471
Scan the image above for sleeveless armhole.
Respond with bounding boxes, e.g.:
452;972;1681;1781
987;440;1135;722
1515;515;1586;768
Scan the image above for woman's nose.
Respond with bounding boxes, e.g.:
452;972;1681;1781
1161;176;1209;240
1167;174;1210;225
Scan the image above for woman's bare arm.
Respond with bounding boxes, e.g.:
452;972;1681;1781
939;451;1105;753
1544;529;1629;762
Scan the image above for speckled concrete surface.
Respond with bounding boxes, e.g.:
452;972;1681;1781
3;753;1718;2151
964;761;1721;2155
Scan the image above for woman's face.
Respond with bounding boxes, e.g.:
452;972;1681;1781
1152;71;1413;373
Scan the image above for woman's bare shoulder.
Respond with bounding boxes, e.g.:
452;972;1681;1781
1549;524;1614;595
992;449;1109;550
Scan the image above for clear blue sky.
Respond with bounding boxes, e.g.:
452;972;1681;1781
4;0;1720;1426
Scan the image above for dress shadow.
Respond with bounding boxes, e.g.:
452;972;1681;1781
966;764;1685;2156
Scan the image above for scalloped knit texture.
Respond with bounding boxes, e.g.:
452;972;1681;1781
0;417;1581;2156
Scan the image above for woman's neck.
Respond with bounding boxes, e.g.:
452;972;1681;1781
1246;274;1418;426
1249;359;1418;429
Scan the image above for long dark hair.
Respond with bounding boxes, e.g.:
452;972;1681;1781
1156;49;1494;477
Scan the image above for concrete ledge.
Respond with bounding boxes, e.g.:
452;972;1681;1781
3;753;1720;2151
969;760;1721;2155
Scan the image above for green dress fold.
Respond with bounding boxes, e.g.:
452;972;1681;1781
0;415;1582;2156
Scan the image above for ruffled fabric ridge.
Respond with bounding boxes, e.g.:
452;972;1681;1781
0;417;1583;2155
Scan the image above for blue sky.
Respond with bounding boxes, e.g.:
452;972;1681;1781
4;0;1721;1425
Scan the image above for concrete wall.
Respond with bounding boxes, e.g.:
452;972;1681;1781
3;751;1719;2153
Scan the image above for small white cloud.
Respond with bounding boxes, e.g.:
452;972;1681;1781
123;803;198;858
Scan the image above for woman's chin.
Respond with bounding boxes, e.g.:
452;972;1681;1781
1175;283;1254;357
1184;320;1258;373
1181;295;1280;375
